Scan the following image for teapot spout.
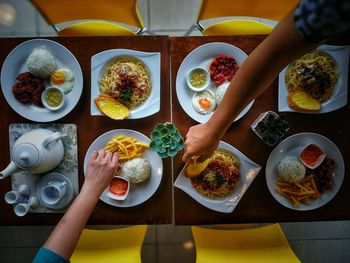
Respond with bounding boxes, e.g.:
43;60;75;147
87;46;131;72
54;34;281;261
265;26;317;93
0;162;20;179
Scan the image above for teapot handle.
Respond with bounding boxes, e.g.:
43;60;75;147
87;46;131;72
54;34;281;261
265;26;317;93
42;132;62;148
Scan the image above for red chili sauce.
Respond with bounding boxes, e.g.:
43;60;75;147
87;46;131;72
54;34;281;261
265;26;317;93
109;178;128;196
300;144;325;167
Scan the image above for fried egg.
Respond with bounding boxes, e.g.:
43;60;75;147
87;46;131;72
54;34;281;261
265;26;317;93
192;90;216;114
50;68;74;94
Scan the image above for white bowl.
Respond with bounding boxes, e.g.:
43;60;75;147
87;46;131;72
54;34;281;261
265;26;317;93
299;143;326;169
186;67;210;92
106;176;130;201
41;86;65;111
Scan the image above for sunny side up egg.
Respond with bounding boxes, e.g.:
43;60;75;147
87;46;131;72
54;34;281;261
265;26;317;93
192;90;216;114
50;68;75;94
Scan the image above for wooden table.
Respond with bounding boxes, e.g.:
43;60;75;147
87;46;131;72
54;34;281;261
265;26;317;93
1;35;349;226
171;36;350;225
0;36;172;226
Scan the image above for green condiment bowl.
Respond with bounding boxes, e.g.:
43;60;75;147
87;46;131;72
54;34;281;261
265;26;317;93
41;86;65;111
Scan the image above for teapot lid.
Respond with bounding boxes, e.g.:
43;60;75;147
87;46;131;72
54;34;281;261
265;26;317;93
13;143;39;168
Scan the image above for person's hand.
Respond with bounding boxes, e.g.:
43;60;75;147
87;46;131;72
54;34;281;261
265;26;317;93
182;123;221;163
82;149;119;196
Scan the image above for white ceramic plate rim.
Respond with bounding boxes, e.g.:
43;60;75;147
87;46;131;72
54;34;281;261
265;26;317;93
174;140;261;213
0;39;83;122
176;42;254;123
266;132;345;210
83;129;163;207
90;49;161;119
278;45;350;113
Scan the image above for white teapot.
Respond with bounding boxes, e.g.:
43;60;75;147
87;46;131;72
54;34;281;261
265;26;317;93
0;129;64;179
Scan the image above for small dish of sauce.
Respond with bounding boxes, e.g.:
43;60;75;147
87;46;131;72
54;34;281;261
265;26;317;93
186;67;210;92
41;86;65;111
299;143;326;169
107;176;130;201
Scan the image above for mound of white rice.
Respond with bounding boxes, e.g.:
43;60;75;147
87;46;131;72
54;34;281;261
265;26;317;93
277;156;306;183
26;48;57;79
122;158;151;184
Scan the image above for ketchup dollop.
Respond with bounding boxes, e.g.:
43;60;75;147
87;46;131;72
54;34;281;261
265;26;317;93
109;177;128;196
300;144;325;168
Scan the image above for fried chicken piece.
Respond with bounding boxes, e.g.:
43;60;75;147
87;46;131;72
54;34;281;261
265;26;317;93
12;72;45;106
16;72;34;83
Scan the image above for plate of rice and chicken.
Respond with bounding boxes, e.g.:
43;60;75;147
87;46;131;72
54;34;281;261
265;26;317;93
0;39;83;122
266;132;344;210
174;140;261;213
83;129;163;208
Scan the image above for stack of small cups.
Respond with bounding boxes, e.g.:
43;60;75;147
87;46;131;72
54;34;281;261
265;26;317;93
4;184;39;216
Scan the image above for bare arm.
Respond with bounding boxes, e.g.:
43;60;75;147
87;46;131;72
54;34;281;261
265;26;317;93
43;149;119;259
182;10;318;162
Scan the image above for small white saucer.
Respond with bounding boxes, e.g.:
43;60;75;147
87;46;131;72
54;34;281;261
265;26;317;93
36;172;74;209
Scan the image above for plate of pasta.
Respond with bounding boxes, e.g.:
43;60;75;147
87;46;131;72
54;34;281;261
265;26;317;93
278;45;350;113
174;141;261;213
91;49;160;119
83;129;163;207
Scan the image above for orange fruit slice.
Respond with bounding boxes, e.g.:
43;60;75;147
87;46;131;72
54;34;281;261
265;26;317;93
94;94;129;120
185;158;209;178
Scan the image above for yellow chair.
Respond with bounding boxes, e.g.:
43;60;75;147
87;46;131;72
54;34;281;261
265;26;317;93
192;224;300;263
185;0;300;36
30;0;146;36
70;225;147;263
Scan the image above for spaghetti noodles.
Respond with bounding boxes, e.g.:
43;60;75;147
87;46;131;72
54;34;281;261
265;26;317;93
191;150;240;199
285;50;339;103
99;57;151;109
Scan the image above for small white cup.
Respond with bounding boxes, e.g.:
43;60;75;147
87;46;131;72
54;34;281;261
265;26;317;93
41;180;67;205
14;203;30;217
5;191;25;204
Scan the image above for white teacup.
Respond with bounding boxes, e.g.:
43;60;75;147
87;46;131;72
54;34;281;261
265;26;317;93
5;190;25;204
41;180;67;205
14;203;30;217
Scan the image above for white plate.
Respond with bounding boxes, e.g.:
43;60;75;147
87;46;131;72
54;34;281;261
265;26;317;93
176;42;254;123
266;132;345;210
36;172;74;210
0;39;83;122
91;49;161;119
83;129;163;207
278;45;350;113
174;141;261;213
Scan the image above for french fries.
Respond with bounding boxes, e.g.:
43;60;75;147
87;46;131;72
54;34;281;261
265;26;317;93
104;135;149;161
276;175;320;208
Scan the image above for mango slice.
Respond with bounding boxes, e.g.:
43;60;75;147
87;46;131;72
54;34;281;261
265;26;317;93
185;158;209;178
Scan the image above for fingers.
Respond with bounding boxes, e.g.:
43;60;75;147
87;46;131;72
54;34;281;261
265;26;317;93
182;146;199;163
182;152;190;163
96;149;106;161
105;151;112;161
111;152;119;164
197;152;212;162
91;150;98;159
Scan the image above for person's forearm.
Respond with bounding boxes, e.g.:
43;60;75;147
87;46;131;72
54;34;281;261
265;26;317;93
44;186;100;259
207;11;317;136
